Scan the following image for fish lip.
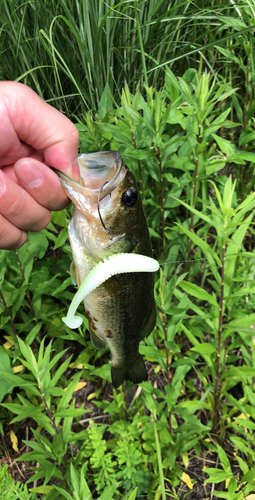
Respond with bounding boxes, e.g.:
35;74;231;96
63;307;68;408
50;166;82;188
50;151;124;200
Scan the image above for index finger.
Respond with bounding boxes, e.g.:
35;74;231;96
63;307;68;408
0;81;79;179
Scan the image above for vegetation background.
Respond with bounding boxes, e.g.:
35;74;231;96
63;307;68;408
1;0;255;499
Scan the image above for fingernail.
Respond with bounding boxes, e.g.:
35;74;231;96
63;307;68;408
15;160;43;188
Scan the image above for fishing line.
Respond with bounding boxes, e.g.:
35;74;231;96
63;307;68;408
158;253;255;271
97;181;113;240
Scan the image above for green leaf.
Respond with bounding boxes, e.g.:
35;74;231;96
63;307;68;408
171;197;213;225
223;176;235;211
124;149;148;160
212;493;240;499
230;436;255;458
236;456;249;476
205;468;232;483
97;485;118;500
215;45;240;65
224;212;254;297
51;210;69;228
0;372;40;397
234;191;255;214
218;15;247;31
53;486;74;500
125;488;138;500
179;281;219;308
239;130;255;146
18;338;38;373
53;229;69;250
176;224;221;284
241;469;255;482
52;277;73;296
227;313;255;328
217;445;232;473
212;134;236;155
0;350;14;402
31;485;54;494
97;82;112;118
70;463;80;496
234;418;255;430
50;356;72;388
26;321;43;345
190;343;217;355
149;228;162;239
54;407;88;418
79;463;91;499
232;94;243;124
55;372;82;427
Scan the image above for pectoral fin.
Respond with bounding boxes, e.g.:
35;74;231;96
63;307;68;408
89;330;106;349
70;261;78;285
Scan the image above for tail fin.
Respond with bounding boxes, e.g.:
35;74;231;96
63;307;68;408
111;355;148;388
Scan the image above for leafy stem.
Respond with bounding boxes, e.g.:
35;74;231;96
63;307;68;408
130;128;145;194
122;384;130;422
157;145;167;262
38;384;59;435
38;383;71;490
15;251;37;320
213;244;225;433
0;289;17;337
162;311;170;385
187;125;201;279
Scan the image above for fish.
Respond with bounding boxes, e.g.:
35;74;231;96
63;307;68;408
54;151;156;388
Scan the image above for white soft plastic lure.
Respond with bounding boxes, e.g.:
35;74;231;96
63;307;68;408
62;253;159;329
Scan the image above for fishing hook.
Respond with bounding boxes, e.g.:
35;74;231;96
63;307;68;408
98;182;113;240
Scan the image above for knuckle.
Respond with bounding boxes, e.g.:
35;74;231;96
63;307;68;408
3;197;24;220
31;209;51;232
0;217;27;250
69;124;79;144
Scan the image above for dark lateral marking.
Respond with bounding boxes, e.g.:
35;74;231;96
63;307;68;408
93;317;98;322
86;311;97;332
105;329;113;338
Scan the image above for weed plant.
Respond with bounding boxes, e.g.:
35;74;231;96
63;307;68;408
1;1;255;499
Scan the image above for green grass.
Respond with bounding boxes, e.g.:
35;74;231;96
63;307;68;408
1;0;255;112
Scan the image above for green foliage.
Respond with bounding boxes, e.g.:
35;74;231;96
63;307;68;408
205;445;255;499
1;0;255;114
2;68;255;497
2;2;255;498
0;463;39;500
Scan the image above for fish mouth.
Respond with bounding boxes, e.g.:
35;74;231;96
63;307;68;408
51;151;125;201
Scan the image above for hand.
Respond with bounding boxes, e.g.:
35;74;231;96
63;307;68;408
0;81;79;249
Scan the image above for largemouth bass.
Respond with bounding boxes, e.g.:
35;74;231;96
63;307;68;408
55;151;156;388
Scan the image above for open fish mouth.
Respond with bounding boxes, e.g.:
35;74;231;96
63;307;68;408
51;150;125;201
51;150;129;250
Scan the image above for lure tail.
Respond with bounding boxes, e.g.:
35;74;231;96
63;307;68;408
111;354;148;388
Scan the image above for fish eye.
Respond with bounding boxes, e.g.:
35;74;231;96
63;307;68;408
121;188;137;207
